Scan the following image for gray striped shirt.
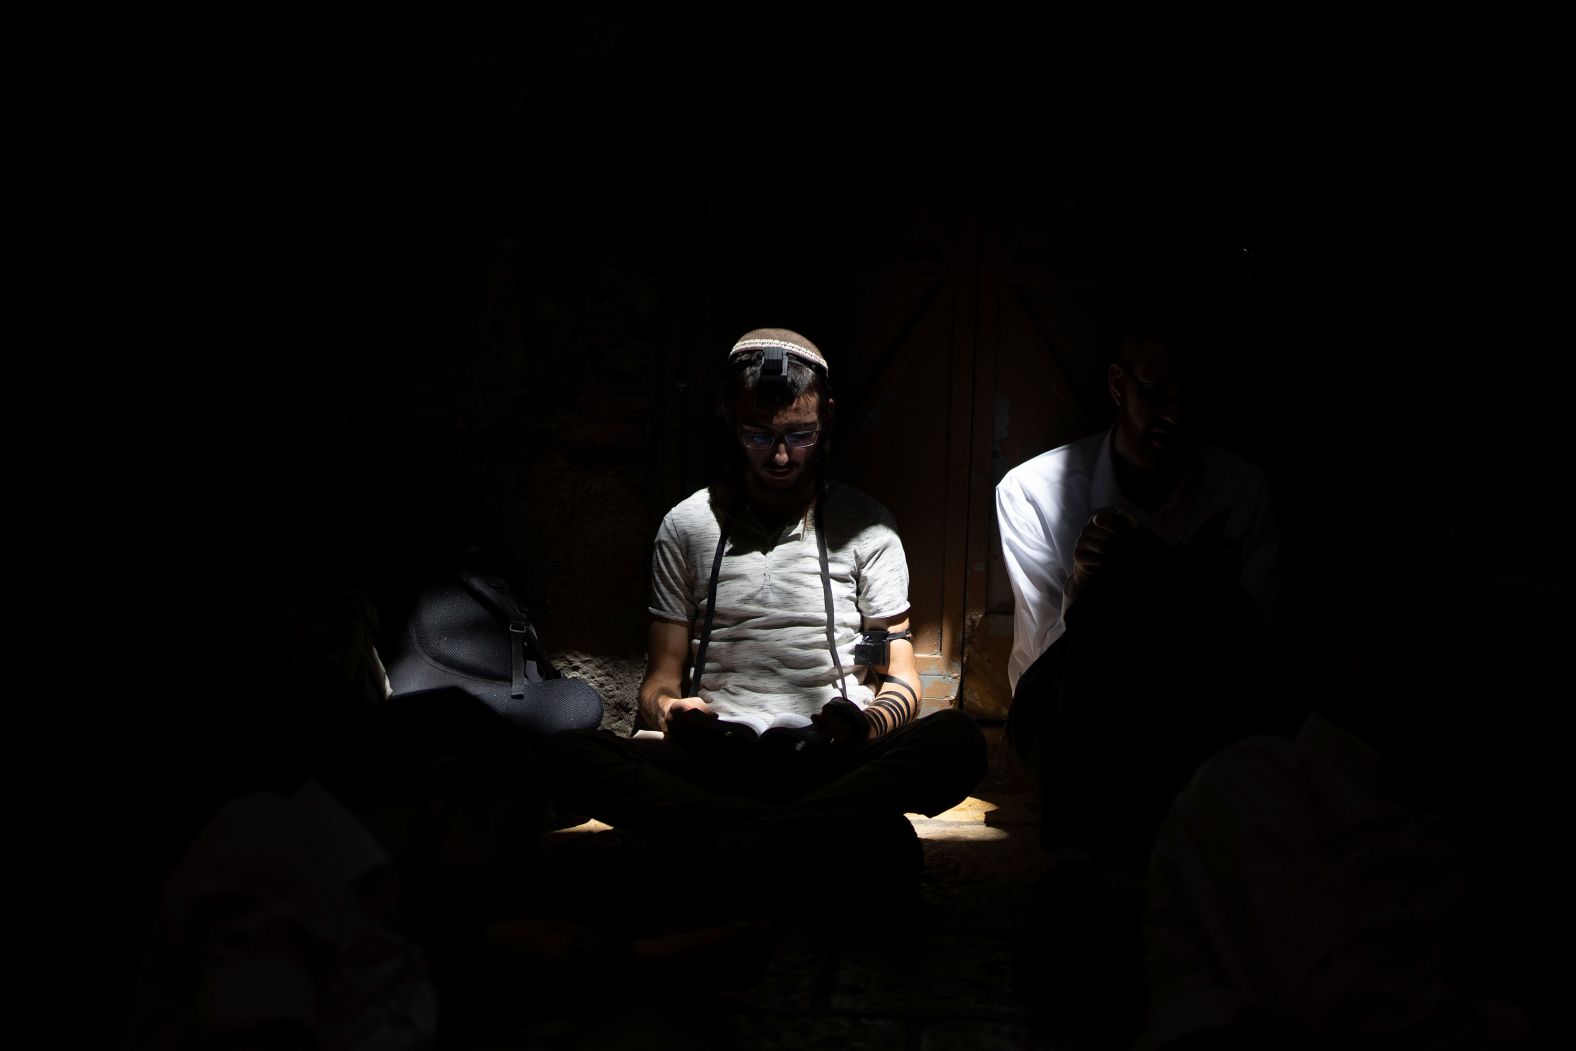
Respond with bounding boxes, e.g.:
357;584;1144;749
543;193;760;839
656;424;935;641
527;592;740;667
649;482;911;734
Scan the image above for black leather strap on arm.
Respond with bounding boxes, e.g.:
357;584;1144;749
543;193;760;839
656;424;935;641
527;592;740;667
876;672;918;704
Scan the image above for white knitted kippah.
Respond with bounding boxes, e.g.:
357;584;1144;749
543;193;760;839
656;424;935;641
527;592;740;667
728;328;828;375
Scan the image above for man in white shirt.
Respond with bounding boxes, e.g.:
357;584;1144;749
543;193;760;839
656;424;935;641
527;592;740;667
995;316;1278;700
994;294;1283;1025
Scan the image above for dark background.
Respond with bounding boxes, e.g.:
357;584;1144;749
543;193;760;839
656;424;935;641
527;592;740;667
9;4;1568;1039
21;6;1567;619
19;7;1568;629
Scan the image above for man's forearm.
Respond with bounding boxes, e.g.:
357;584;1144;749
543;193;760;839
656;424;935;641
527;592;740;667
640;619;699;731
864;674;918;737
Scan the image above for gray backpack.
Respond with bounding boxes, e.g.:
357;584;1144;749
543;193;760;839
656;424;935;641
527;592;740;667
384;550;604;735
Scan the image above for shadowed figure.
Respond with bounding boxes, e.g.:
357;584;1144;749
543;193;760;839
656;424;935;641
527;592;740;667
1140;567;1553;1050
994;289;1286;1035
119;687;547;1051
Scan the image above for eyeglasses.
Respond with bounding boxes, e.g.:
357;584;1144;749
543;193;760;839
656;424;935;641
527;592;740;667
1125;373;1189;405
739;427;820;450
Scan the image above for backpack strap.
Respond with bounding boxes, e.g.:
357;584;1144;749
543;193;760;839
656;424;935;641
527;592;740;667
457;569;561;698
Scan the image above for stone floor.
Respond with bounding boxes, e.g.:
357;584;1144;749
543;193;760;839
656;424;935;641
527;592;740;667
449;727;1143;1051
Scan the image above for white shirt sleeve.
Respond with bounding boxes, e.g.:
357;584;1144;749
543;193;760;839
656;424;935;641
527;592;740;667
648;511;696;625
854;512;911;622
995;474;1074;695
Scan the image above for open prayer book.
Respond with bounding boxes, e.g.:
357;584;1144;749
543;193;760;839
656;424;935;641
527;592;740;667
635;710;816;741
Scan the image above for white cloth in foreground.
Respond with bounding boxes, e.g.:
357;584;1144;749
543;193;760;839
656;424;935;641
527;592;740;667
124;781;437;1051
1140;713;1529;1048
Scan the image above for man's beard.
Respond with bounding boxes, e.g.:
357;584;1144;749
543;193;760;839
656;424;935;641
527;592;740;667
738;444;825;515
743;463;818;511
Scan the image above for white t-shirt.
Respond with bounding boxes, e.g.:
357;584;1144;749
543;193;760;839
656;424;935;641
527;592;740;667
649;482;911;734
995;427;1278;694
